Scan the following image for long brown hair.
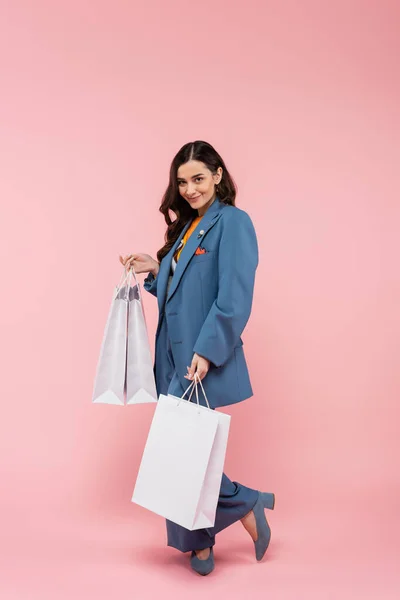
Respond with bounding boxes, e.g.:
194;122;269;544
156;140;237;263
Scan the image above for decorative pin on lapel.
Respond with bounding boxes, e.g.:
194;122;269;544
197;229;205;239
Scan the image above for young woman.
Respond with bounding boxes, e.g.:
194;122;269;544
120;140;275;576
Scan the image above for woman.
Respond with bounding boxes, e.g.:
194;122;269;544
120;140;275;576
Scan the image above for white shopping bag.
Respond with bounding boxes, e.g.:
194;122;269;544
132;377;231;530
92;269;130;405
126;269;157;404
92;268;157;405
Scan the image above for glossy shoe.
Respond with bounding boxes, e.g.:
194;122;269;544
252;491;275;561
190;547;214;576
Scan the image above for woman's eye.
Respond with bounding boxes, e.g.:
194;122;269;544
178;178;202;185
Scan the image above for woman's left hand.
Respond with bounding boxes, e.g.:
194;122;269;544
184;353;210;381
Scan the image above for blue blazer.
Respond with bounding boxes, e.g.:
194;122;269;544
143;197;258;409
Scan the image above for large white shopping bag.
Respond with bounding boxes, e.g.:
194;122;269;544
132;377;231;530
126;269;157;404
92;269;130;405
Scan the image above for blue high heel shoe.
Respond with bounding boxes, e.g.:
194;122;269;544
252;491;275;561
190;547;214;576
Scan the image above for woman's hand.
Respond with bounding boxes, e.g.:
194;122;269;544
119;253;159;276
184;353;211;382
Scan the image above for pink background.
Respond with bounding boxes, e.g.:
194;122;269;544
1;1;399;598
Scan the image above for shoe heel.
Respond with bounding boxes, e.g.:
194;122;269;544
261;492;275;510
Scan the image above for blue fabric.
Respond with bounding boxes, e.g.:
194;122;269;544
144;198;259;409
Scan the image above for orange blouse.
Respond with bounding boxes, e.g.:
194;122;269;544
174;216;203;262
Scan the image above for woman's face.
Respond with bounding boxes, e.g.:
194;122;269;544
177;160;222;214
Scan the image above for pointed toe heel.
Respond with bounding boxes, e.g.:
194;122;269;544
252;491;275;562
190;547;214;576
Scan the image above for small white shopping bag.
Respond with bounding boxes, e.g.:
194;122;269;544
126;269;157;404
92;269;130;405
132;377;231;530
92;267;157;405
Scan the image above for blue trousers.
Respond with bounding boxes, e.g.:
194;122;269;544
156;317;259;553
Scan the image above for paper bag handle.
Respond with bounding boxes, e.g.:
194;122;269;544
178;374;211;411
114;265;142;302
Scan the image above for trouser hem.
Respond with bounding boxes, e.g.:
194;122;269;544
167;540;216;553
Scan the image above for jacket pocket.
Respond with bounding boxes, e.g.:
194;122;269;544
190;249;216;263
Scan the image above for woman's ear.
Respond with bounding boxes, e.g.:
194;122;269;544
214;167;223;186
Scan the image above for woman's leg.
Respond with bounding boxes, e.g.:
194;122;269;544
166;472;259;553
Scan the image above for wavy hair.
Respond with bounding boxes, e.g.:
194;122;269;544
156;140;237;263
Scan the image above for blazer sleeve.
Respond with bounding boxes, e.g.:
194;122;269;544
143;271;158;297
192;209;259;368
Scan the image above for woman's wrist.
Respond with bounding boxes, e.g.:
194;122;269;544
150;261;160;277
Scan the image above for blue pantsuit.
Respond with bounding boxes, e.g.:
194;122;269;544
144;197;260;552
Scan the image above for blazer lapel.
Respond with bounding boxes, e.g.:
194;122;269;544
156;219;192;313
166;199;225;303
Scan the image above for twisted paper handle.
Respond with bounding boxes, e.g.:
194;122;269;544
178;373;211;410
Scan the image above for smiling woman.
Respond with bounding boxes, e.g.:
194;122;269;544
120;140;275;576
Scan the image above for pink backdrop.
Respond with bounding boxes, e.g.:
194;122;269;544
1;1;399;598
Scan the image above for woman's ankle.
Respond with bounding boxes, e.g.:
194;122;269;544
195;547;211;560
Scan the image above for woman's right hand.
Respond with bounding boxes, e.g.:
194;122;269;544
119;253;159;276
